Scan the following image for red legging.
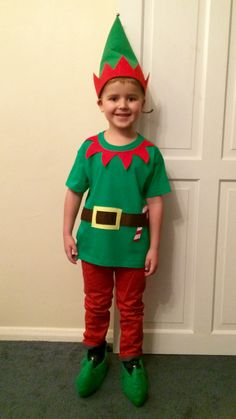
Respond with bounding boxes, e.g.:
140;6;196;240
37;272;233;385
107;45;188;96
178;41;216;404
81;261;146;359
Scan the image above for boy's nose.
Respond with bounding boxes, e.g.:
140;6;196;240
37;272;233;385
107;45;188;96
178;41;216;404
118;99;128;109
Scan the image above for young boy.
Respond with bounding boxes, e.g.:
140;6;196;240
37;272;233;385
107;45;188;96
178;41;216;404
63;16;171;407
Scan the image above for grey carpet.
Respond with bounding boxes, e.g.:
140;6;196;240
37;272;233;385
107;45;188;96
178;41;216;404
0;341;236;419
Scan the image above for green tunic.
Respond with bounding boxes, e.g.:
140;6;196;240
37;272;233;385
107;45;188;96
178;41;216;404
66;131;171;268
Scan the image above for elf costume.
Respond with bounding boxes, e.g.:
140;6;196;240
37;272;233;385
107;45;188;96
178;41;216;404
66;15;171;406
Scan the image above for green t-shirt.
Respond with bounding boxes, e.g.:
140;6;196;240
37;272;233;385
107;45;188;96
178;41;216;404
66;132;171;268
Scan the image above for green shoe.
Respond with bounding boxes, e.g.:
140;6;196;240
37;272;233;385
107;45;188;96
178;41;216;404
121;358;148;407
75;350;108;397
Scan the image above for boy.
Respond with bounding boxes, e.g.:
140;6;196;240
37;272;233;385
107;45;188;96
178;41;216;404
63;16;171;407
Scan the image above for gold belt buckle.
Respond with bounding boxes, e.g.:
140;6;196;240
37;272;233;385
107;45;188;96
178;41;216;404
91;206;122;230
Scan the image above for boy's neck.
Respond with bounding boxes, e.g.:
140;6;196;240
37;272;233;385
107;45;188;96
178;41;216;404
104;127;138;146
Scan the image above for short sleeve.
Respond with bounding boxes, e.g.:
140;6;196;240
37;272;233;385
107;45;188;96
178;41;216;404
66;143;89;193
144;148;171;197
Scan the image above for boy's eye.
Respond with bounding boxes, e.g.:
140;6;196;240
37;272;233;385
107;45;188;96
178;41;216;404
108;96;118;101
128;96;137;102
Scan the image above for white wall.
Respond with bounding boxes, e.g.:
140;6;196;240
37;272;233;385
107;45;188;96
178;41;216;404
0;0;117;340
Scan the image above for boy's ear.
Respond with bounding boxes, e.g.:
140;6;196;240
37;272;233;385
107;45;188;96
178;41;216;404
97;98;104;112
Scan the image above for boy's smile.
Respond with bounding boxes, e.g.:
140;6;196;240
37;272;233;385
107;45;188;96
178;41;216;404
98;79;145;134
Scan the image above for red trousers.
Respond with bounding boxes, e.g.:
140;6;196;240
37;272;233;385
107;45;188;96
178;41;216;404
81;261;146;360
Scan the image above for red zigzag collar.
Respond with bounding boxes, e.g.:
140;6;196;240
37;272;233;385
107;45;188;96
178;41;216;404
85;135;154;170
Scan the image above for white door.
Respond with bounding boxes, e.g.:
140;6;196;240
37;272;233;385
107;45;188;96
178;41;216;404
115;0;236;355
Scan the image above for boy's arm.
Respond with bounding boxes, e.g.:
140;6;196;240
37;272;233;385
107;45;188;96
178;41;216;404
63;189;83;264
145;196;164;277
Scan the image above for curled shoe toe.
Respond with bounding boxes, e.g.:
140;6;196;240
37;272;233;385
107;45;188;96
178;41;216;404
121;358;148;407
75;352;108;397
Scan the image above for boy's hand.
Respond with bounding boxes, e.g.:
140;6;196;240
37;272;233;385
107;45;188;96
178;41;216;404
64;234;78;264
144;248;159;277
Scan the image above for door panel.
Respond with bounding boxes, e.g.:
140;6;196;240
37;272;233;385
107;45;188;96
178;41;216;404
117;0;236;354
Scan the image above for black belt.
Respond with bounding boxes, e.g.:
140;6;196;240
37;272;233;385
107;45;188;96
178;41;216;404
81;206;148;230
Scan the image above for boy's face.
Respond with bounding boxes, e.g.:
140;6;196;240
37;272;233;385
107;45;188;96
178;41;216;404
98;80;145;132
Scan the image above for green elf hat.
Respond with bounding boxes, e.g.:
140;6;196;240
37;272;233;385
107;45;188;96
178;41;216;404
93;14;149;97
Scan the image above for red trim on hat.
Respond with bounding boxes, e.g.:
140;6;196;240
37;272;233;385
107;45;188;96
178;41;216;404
85;135;154;169
94;56;149;97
